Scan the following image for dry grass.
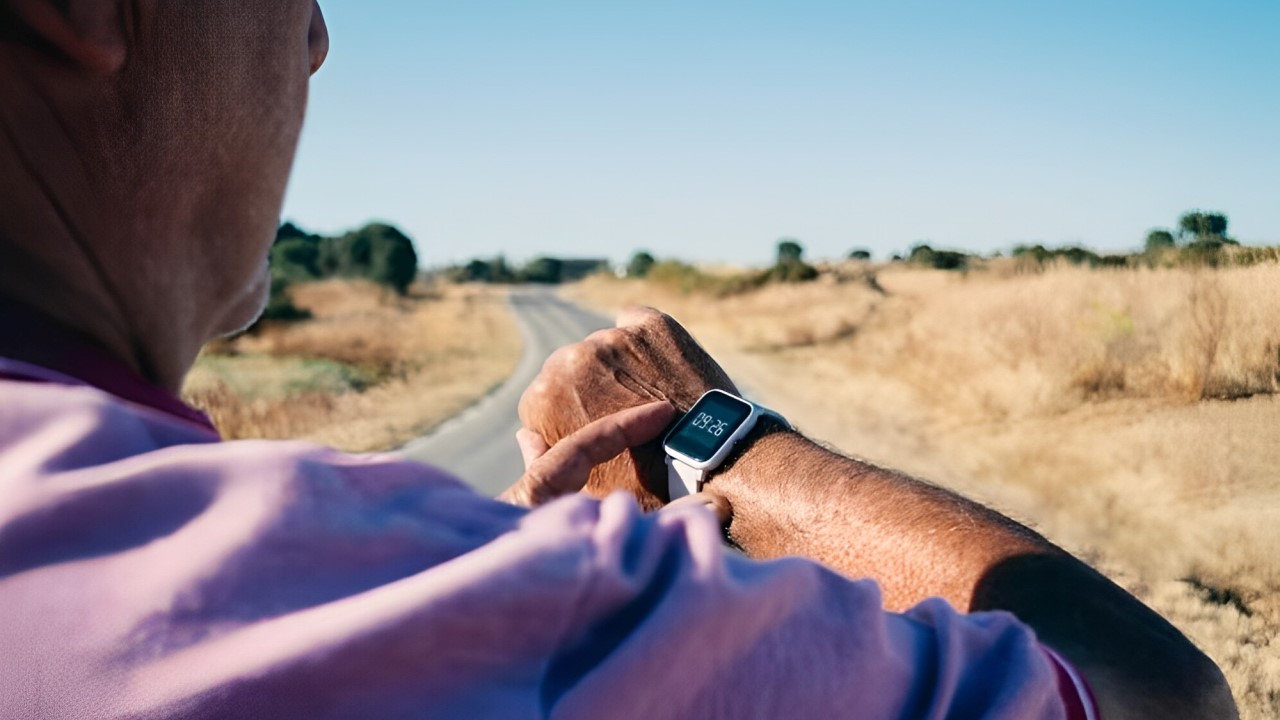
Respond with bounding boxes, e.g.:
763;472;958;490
183;280;521;452
568;261;1280;718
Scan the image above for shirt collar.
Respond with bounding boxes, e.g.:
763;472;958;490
0;295;219;435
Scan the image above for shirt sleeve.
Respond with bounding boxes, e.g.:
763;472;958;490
530;494;1076;720
1;425;1078;719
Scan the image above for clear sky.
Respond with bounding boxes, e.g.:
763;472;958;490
282;1;1279;267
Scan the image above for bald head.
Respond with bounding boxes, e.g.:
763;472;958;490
0;0;328;392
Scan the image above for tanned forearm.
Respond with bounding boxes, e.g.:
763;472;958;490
707;427;1238;720
709;425;1049;611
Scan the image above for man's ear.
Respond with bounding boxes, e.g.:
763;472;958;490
4;0;126;74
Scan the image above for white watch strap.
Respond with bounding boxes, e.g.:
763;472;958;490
666;456;703;500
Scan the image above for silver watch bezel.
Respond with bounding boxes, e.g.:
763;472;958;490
662;389;776;473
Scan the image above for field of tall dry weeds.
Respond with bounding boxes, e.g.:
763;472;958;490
568;261;1280;718
183;280;520;452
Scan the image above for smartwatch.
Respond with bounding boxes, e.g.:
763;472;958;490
662;389;791;500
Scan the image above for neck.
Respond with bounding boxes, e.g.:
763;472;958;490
0;242;187;391
0;77;201;394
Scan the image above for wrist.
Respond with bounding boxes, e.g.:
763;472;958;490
702;415;801;487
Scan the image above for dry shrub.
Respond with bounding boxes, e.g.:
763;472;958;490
185;381;338;439
572;273;882;353
568;261;1280;717
184;281;521;452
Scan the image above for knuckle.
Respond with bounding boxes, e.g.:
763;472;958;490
554;342;595;370
631;310;682;345
545;343;577;369
584;328;618;346
518;382;548;417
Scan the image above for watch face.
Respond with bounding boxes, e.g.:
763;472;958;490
664;391;754;464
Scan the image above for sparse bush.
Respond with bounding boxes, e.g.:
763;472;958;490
1229;245;1280;267
1012;244;1053;264
768;238;819;283
627;251;657;278
258;277;312;324
1057;246;1101;266
645;260;769;297
447;256;517;284
1145;229;1176;253
1011;244;1127;270
1177;240;1228;268
520;256;564;284
910;243;970;270
646;260;718;294
776;239;804;264
767;259;819;283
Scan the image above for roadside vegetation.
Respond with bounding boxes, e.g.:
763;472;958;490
566;220;1280;717
184;223;522;452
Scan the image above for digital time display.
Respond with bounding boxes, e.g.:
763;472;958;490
664;391;753;463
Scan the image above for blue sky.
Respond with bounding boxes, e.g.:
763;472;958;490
283;1;1279;267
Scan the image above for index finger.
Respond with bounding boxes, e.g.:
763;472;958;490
520;401;676;503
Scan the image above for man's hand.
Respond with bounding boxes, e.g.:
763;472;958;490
499;401;676;507
517;307;736;510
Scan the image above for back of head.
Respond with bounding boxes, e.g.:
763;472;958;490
0;0;328;392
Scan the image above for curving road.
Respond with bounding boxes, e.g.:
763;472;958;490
400;287;610;495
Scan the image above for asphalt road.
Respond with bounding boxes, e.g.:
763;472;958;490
400;288;610;495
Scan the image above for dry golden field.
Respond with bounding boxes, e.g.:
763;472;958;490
567;261;1280;718
183;280;521;452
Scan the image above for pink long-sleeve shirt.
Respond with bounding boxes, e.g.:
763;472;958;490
0;306;1095;719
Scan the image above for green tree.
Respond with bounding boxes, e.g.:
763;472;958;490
1058;246;1100;266
908;244;936;265
627;251;657;278
520;257;564;284
1144;229;1176;253
909;243;969;270
270;237;320;281
462;259;494;283
357;224;418;294
1178;212;1205;239
776;238;804;264
1206;213;1229;238
276;221;316;243
768;239;818;283
1178;211;1229;241
317;234;371;277
848;248;872;261
318;223;419;293
489;256;517;283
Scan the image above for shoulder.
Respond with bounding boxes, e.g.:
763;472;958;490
0;374;516;586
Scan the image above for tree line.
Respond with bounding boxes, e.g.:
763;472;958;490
261;221;420;322
442;256;609;285
892;209;1249;272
